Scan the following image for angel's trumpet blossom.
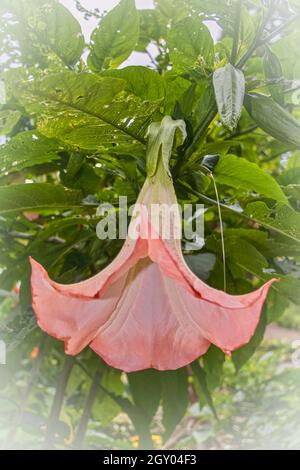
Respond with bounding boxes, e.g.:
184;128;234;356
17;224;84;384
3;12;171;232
30;116;277;372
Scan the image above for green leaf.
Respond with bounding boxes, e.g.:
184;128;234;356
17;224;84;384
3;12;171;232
206;235;269;280
102;66;166;101
184;253;216;281
232;308;267;371
18;72;157;152
3;0;84;66
168;17;214;72
0;184;82;215
60;155;101;196
244;93;300;148
191;360;217;418
275;276;300;306
0;110;21;135
263;46;284;106
0;131;61;175
214;154;288;204
127;370;161;425
88;0;139;72
245;201;300;244
203;345;225;391
160;369;189;438
213;64;245;131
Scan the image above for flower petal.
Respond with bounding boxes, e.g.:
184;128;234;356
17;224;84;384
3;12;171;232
30;257;125;354
90;259;210;371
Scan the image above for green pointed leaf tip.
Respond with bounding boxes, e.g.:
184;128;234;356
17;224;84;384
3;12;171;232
191;360;217;418
88;0;139;72
160;369;189;437
215;154;289;204
213;64;245;131
168;16;214;72
245;93;300;148
146;116;187;177
232;309;267;371
127;370;161;424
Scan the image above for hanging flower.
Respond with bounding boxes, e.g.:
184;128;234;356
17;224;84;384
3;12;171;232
30;117;277;372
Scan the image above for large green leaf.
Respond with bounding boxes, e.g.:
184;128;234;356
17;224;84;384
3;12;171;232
206;235;269;281
160;369;189;438
245;93;300;148
213;64;245;131
88;0;139;72
102;66;166;101
245;201;300;244
18;72;157;152
168;17;214;72
0;131;61;175
2;0;84;66
0;184;82;215
214;154;288;204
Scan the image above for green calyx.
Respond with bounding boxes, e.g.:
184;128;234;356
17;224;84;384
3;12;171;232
145;115;187;178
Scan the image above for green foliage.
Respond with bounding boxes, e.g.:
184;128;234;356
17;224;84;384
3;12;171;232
168;17;214;73
102;66;166;101
215;154;288;204
1;0;84;67
0;131;61;175
245;93;300;148
88;0;139;71
160;369;189;438
232;309;267;371
263;46;284;106
0;184;82;215
0;0;300;450
245;202;300;243
213;64;245;131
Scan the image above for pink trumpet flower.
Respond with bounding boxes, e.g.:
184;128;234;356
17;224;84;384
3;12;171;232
30;117;277;372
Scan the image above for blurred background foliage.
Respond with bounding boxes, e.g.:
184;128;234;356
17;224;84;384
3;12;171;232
0;0;300;449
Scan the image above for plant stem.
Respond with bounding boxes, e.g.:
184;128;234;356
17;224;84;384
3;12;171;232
183;102;217;162
44;356;75;449
225;125;258;140
210;173;227;292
